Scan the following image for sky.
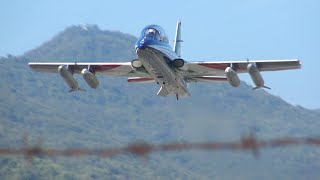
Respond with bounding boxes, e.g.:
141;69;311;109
1;0;319;109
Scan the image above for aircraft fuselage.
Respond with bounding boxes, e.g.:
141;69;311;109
135;25;189;98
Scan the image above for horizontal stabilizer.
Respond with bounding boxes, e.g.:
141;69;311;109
127;77;155;83
252;86;271;90
68;88;86;92
186;76;228;83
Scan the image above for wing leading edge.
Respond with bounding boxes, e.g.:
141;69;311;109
183;59;301;77
181;59;301;89
28;62;149;77
29;59;301;91
29;61;151;91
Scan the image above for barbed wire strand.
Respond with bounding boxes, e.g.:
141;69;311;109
1;134;320;161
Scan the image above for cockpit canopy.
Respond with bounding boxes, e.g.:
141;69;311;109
140;25;169;43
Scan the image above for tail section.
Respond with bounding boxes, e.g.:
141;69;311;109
173;20;183;58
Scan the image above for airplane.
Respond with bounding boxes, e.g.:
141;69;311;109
29;21;301;100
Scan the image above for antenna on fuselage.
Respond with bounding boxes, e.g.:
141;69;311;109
173;20;183;58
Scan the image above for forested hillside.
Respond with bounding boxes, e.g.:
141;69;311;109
0;25;319;180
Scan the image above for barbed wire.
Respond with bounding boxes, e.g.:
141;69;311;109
1;134;320;160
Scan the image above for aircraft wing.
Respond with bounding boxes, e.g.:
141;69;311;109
28;62;149;77
182;59;301;77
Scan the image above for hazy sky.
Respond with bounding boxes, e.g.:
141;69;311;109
1;0;319;109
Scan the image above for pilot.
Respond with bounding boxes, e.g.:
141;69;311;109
147;29;156;36
147;29;159;40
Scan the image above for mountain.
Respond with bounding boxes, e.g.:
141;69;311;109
24;24;137;62
1;25;319;180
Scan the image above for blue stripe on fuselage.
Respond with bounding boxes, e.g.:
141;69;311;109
135;37;178;64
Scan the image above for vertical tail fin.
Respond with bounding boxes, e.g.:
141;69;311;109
173;20;182;58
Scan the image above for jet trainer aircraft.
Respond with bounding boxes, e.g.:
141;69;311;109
29;21;301;99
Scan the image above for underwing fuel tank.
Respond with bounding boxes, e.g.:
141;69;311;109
225;67;240;87
82;69;99;89
58;65;80;91
247;63;268;89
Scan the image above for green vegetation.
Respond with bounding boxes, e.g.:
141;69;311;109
0;25;319;179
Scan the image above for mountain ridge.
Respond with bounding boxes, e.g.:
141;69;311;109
23;25;137;62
